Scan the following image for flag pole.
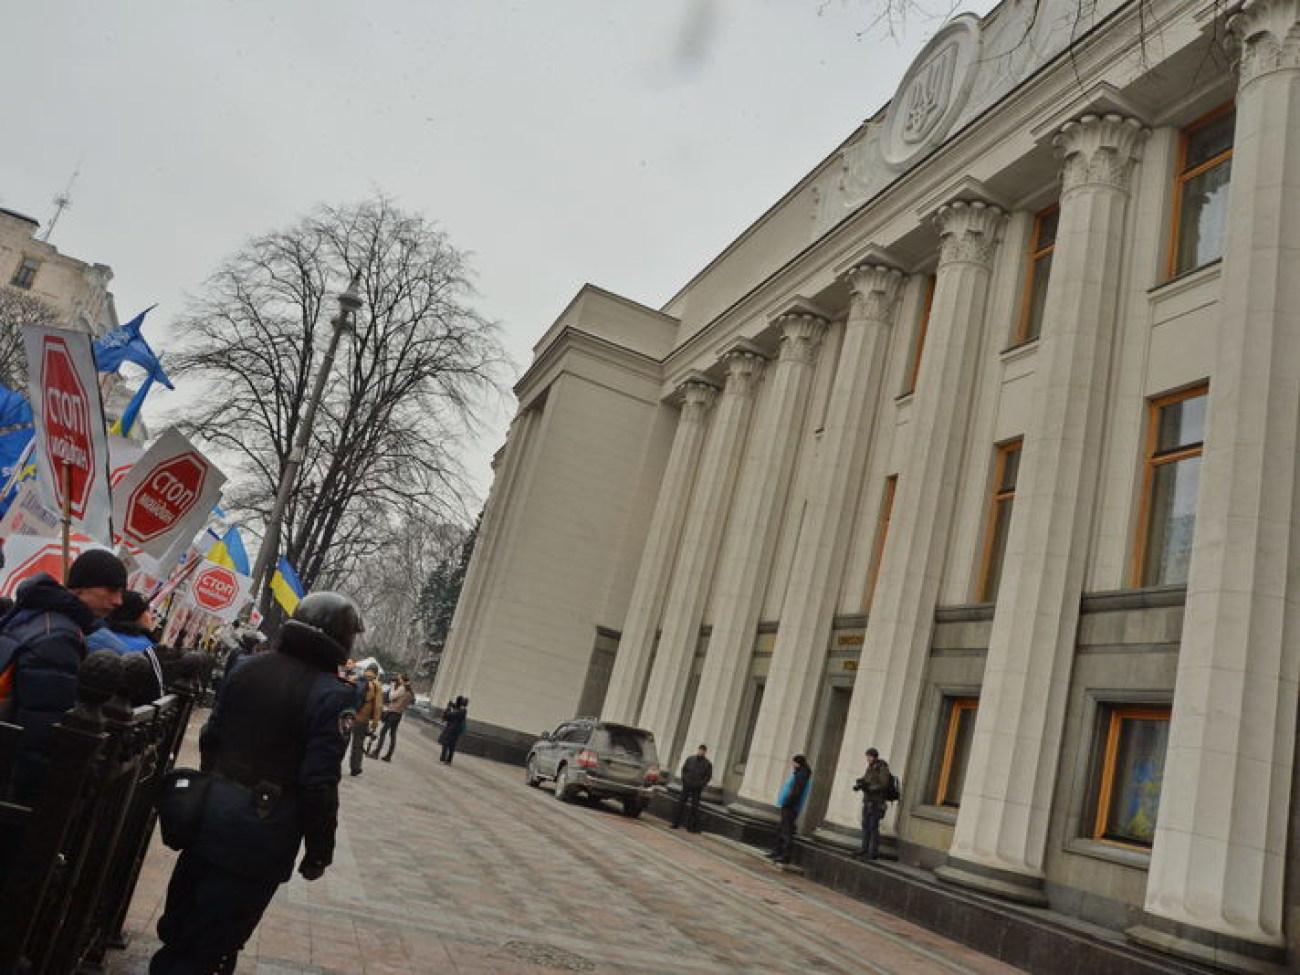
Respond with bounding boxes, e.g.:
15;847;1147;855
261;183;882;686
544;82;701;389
60;460;72;581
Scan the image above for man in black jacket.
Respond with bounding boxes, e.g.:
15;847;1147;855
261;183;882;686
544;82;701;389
1;548;127;803
150;592;364;975
672;744;713;833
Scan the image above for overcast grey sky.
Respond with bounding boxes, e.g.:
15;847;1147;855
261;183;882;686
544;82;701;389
4;0;994;498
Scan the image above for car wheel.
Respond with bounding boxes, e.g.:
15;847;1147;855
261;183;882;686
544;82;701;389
525;756;542;788
622;797;646;818
554;765;573;802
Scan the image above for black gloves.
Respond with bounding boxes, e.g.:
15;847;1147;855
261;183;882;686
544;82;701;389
298;856;326;881
299;785;339;870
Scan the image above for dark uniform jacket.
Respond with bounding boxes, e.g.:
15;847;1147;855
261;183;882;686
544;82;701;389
194;620;355;884
680;754;713;791
438;703;467;745
859;759;893;809
1;574;97;800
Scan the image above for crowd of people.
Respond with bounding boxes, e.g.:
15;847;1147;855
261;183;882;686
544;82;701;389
0;551;470;975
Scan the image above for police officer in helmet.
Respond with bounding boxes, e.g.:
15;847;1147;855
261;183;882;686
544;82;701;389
150;592;364;975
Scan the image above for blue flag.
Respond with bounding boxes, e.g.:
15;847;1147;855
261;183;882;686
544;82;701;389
0;384;34;483
93;305;174;389
111;374;155;437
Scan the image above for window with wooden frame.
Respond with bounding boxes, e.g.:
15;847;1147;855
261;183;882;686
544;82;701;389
10;257;39;290
1016;205;1058;344
1134;385;1207;587
1169;105;1234;278
863;475;897;610
1091;704;1170;848
978;439;1022;602
933;696;978;808
902;276;936;395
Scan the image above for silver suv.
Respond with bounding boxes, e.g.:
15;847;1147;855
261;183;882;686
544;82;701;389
525;718;666;817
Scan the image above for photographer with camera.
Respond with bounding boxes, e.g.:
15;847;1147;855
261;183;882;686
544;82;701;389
853;747;893;860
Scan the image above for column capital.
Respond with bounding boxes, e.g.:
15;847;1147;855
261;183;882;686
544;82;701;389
933;200;1006;269
1232;0;1300;87
676;376;719;419
774;311;829;364
1055;113;1147;194
719;344;767;396
843;264;907;323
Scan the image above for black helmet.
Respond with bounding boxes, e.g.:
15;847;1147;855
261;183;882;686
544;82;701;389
292;592;365;655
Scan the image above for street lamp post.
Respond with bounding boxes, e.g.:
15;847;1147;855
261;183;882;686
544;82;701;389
248;271;362;613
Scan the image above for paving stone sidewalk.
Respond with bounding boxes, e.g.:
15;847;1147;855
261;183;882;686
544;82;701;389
109;713;1025;975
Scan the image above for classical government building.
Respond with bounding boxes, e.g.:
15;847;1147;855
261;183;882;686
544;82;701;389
434;0;1300;969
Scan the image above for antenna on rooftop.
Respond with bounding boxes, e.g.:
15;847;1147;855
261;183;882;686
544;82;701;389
41;164;81;243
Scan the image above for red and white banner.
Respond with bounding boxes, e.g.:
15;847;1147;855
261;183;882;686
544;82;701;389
0;533;102;597
112;428;225;559
23;326;113;544
183;559;252;623
107;435;144;489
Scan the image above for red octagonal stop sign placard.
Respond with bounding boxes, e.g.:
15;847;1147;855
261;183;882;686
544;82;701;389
192;564;240;613
40;336;95;520
123;452;209;545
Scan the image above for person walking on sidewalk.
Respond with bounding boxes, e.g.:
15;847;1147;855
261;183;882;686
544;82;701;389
150;591;364;975
853;747;893;860
768;754;812;864
672;744;713;833
350;663;383;776
439;695;468;763
370;673;413;761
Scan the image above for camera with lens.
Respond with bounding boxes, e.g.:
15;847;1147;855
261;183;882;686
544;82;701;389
852;777;866;792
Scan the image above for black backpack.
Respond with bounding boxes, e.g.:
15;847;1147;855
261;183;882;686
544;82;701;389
885;773;901;803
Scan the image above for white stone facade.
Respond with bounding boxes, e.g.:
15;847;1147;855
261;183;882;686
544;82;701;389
435;1;1300;968
0;207;117;336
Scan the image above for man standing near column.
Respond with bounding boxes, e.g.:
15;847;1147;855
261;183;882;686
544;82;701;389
671;744;713;833
853;748;892;860
767;754;811;864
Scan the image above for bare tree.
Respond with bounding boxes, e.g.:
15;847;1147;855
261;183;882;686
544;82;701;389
0;286;60;389
170;195;510;591
350;507;466;670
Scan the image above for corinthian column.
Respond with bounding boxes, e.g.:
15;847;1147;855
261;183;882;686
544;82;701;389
814;202;1005;824
938;115;1146;904
678;307;828;777
636;346;766;750
735;265;905;807
602;378;718;723
1131;3;1300;967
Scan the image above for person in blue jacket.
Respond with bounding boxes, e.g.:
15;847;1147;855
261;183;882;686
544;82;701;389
86;589;165;701
767;754;812;864
149;592;364;975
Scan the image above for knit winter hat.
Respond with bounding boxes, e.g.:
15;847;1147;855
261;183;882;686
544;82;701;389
109;589;149;623
66;549;127;591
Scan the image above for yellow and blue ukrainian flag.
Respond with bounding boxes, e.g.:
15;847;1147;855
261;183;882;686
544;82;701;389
269;556;305;614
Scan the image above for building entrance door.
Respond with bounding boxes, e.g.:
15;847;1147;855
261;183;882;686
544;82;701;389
803;683;851;832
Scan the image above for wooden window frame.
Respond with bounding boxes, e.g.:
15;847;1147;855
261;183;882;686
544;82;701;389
1130;383;1208;587
1015;204;1058;345
934;696;978;808
1092;704;1171;848
864;475;898;610
1167;103;1235;280
977;439;1023;602
902;276;936;396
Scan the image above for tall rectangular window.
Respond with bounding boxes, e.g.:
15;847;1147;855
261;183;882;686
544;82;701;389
1135;385;1207;587
1170;106;1234;278
933;696;978;808
1016;205;1058;344
978;440;1022;602
10;257;39;290
1092;704;1170;848
864;475;897;610
902;277;935;395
